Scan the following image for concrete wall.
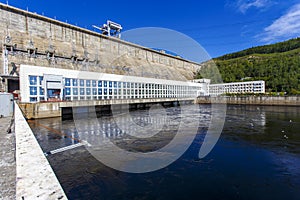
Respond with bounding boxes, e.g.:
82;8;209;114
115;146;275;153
0;3;201;92
196;96;300;106
18;97;194;119
15;103;67;199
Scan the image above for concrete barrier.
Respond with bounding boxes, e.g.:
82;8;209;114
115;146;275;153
18;98;194;119
196;96;300;106
15;102;68;199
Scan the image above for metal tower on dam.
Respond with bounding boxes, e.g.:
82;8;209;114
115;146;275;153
0;3;202;94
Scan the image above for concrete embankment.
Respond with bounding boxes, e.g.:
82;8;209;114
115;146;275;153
15;103;68;199
196;96;300;106
18;98;193;119
0;116;16;199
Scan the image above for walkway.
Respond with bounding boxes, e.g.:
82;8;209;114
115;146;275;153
0;116;16;200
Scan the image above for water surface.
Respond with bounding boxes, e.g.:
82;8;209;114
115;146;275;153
29;105;300;200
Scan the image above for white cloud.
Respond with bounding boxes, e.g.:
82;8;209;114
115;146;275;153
236;0;272;13
260;3;300;42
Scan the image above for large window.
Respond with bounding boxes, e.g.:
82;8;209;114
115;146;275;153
28;74;202;102
29;76;37;85
29;76;43;102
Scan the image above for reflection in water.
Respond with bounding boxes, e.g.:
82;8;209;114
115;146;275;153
29;105;300;200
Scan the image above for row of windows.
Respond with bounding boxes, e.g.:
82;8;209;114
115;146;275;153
29;76;43;86
28;76;200;102
64;78;192;90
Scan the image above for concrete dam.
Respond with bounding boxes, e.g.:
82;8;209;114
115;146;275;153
0;3;202;94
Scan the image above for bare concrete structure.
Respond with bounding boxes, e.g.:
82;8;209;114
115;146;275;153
15;103;67;199
196;96;300;106
0;3;201;93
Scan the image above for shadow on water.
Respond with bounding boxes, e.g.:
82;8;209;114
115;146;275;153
29;105;300;200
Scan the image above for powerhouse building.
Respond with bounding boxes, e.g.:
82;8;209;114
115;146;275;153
20;65;207;103
20;65;265;103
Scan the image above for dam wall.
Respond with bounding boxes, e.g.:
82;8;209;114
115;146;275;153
15;102;67;199
0;3;201;92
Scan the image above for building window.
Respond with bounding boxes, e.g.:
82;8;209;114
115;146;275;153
65;78;71;86
86;88;91;95
30;86;37;95
73;79;78;86
39;76;43;85
86;80;91;87
80;79;85;87
92;88;97;95
29;76;37;85
66;88;71;96
80;88;85;95
30;97;37;102
40;87;44;95
98;81;102;87
104;81;107;87
73;88;78;95
92;80;97;87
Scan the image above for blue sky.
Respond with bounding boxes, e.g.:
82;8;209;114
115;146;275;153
2;0;300;59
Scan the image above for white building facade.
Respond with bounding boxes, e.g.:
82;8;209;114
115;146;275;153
19;65;266;103
209;81;265;96
20;65;205;103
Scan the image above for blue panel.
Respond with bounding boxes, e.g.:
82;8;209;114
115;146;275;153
73;88;78;95
66;88;71;95
98;80;102;87
92;88;97;95
73;79;78;86
39;76;43;85
86;80;91;87
86;88;91;95
92;80;97;87
80;79;85;87
30;97;37;102
65;78;71;86
39;87;44;95
29;76;37;85
29;86;37;95
80;88;85;95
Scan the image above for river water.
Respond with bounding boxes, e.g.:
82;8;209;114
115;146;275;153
29;105;300;200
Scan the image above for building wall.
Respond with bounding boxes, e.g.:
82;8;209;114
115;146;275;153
20;65;203;103
209;81;265;96
0;3;201;92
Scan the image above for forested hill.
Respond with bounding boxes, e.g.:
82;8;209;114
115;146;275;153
197;37;300;94
217;38;300;60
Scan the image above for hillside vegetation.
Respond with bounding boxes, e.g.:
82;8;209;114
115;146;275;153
197;38;300;94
